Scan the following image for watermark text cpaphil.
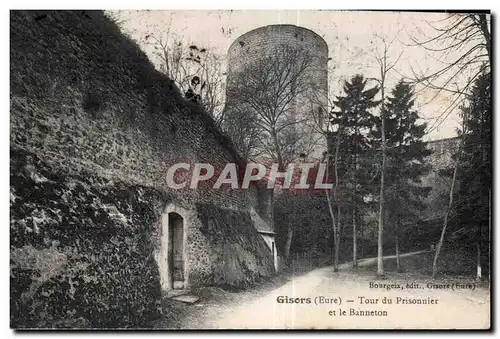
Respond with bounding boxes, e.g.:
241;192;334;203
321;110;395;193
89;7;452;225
166;162;333;190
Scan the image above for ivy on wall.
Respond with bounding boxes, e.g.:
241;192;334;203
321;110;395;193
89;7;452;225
10;149;166;328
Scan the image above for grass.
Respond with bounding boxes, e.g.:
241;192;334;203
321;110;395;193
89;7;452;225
363;248;483;279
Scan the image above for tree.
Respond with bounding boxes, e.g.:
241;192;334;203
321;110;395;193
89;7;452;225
222;104;263;159
432;140;461;278
433;71;491;278
409;13;491;278
409;13;490;135
301;70;342;272
225;44;320;261
322;149;341;272
143;31;226;126
273;182;331;264
379;80;432;272
108;11;228;125
224;44;317;167
369;34;403;277
330;75;379;268
458;72;491;280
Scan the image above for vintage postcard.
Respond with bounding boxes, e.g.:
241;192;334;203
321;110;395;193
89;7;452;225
10;9;491;330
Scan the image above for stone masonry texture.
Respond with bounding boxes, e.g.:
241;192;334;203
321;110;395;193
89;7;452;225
10;10;274;328
225;25;329;159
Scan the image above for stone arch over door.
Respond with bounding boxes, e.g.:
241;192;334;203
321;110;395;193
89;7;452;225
159;203;190;292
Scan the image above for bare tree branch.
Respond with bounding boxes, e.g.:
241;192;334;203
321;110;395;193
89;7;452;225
225;44;319;167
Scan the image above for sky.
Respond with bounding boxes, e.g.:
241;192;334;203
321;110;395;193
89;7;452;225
111;10;480;141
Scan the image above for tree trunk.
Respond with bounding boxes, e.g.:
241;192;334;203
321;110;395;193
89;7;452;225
284;227;293;262
334;205;341;271
360;218;364;259
271;127;284;170
476;135;484;281
332;128;342;272
352;148;358;268
478;14;491;63
324;156;338;272
488;189;491;280
395;217;400;273
377;86;386;277
476;108;486;282
324;118;344;273
377;162;385;277
476;241;482;281
432;148;460;278
271;126;289;261
395;233;400;273
352;206;357;268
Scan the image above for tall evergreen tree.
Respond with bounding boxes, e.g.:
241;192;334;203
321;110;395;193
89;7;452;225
330;74;379;267
375;79;432;271
456;71;491;278
433;71;491;278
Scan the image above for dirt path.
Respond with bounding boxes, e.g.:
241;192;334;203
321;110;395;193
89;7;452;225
165;251;490;329
353;249;429;268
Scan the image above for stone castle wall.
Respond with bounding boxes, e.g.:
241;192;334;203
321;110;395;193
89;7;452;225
421;137;460;220
227;24;329;75
425;137;460;171
10;10;274;328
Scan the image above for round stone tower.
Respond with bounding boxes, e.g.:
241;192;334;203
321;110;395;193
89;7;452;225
227;24;328;80
224;25;329;160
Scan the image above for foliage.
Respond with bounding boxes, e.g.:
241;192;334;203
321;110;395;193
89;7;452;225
195;203;275;289
274;192;331;256
145;35;226;126
443;72;492;275
410;13;490;134
330;74;380;203
10;149;164;328
224;44;318;165
373;80;432;239
222;104;264;160
325;75;380;265
455;72;491;228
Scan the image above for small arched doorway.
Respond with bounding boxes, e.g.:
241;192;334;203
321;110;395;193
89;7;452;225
168;212;185;290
